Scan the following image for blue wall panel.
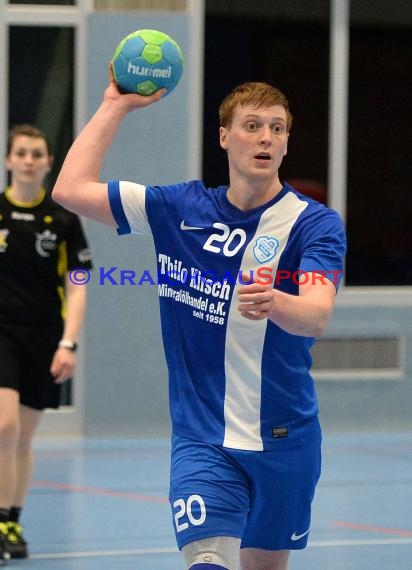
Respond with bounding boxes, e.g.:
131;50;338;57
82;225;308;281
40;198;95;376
83;12;190;436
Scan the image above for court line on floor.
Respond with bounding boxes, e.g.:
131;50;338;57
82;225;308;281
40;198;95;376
30;547;178;560
29;538;412;560
332;520;412;537
309;538;412;547
32;479;168;504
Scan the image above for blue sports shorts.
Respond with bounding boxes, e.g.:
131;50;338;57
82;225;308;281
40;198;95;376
169;434;321;551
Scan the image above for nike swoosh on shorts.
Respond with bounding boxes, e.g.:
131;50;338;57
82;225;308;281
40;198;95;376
291;528;310;541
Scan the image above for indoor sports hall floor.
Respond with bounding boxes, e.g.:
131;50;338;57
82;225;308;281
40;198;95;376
12;432;412;569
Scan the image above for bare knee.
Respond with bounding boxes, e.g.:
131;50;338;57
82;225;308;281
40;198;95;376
0;388;20;447
17;406;43;452
0;416;19;449
17;424;36;451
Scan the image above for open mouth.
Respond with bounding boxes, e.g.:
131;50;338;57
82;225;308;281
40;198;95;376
254;153;271;161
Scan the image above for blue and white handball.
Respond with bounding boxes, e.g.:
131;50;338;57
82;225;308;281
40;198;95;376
112;29;184;97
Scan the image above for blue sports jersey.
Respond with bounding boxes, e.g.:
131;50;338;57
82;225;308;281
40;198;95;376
108;180;346;451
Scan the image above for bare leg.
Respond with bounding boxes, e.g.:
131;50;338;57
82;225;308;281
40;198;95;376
12;405;43;508
0;388;20;509
240;548;290;570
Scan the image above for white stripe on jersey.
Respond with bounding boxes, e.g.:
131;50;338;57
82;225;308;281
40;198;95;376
223;192;308;450
119;181;150;235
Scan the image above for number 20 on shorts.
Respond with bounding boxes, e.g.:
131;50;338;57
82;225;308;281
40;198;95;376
173;494;207;532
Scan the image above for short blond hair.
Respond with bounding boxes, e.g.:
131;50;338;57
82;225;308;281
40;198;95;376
219;82;293;131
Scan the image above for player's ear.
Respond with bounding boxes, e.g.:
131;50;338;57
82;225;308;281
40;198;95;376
47;154;54;172
283;133;289;156
219;126;228;150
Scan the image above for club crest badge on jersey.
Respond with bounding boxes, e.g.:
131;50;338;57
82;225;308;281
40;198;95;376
253;236;280;263
35;229;57;258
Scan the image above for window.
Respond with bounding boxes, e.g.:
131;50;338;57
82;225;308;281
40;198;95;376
8;26;74;189
8;1;75;5
8;24;75;404
203;0;330;205
203;0;412;287
346;1;412;285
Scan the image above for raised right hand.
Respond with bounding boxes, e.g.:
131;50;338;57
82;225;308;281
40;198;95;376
104;62;166;111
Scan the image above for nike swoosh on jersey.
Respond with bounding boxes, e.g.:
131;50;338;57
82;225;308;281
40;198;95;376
291;528;310;541
180;220;204;231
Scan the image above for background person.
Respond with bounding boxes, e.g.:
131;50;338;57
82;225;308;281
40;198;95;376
52;75;346;570
0;124;92;562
